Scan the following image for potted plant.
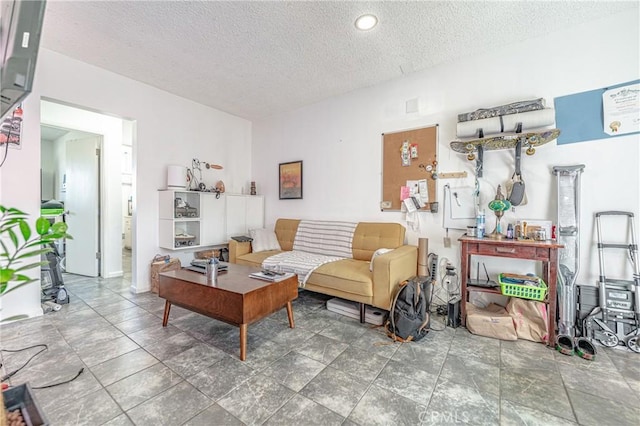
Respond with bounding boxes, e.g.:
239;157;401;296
1;205;71;311
1;205;70;424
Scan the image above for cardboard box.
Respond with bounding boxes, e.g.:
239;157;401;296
466;302;517;341
194;249;220;260
150;257;181;293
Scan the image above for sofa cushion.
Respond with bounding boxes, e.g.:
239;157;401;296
236;250;281;267
352;222;406;261
308;259;373;297
250;228;281;253
274;219;301;251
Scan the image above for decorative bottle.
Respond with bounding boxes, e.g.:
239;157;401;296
506;223;514;239
206;257;219;284
476;210;486;239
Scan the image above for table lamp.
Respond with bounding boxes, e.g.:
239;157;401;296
488;185;511;239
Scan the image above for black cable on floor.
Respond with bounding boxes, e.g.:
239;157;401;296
31;368;84;389
0;344;48;381
1;344;85;389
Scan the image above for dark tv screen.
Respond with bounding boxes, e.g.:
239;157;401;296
0;0;46;120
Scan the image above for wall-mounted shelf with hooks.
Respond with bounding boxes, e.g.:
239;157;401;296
450;128;561;177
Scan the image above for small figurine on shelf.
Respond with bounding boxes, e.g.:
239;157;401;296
250;181;256;195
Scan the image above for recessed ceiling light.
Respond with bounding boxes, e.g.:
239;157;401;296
355;14;378;31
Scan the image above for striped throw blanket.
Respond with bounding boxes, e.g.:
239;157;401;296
292;220;357;258
262;251;344;286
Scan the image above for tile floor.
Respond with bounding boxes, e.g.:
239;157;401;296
1;269;639;426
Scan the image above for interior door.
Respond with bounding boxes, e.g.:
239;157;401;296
65;137;100;277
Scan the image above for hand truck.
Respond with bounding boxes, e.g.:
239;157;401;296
586;211;640;353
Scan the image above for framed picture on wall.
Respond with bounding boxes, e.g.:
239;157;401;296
279;161;303;199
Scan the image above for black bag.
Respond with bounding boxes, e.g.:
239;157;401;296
385;277;431;342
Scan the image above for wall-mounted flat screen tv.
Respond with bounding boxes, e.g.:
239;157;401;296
1;0;46;120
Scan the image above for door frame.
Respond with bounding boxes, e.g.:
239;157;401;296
40;98;135;282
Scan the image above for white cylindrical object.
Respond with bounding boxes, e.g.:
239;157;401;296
167;165;187;189
456;108;556;138
501;108;555;133
456;117;502;138
418;237;429;277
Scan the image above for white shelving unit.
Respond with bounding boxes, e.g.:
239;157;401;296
159;190;202;249
159;191;262;250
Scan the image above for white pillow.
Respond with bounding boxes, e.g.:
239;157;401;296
249;228;282;253
370;248;393;271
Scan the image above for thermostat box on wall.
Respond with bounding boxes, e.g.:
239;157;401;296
327;298;387;325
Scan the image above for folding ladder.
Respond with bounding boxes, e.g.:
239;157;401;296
590;211;640;353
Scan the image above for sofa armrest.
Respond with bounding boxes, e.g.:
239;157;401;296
228;240;252;263
371;245;418;310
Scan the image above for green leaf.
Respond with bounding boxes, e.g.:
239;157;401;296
51;221;68;234
36;218;52;235
7;207;26;216
13;273;31;281
25;240;52;249
16;248;50;260
1;280;36;296
0;281;6;294
7;228;18;249
0;268;15;284
19;219;31;241
0;314;29;322
15;260;48;272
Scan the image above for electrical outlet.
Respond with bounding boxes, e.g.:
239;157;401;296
429;255;438;282
444;237;451;248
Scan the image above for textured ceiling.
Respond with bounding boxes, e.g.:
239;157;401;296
40;1;637;120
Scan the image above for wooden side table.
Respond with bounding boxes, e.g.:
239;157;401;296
459;236;563;346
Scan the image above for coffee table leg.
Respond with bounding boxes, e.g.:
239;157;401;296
239;323;247;361
162;301;171;327
286;301;295;328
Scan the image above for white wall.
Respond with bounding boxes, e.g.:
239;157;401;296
0;49;252;320
253;10;640;287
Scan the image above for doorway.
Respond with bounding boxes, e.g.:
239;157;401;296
40;99;135;281
41;126;102;277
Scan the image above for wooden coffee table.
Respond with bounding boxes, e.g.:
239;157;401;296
159;264;298;360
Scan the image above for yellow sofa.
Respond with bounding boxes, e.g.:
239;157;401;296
229;219;417;320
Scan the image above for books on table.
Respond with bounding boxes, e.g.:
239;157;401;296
249;270;295;282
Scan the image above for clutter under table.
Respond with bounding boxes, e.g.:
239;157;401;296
459;235;563;346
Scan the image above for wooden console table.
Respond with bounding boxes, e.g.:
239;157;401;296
459;236;563;346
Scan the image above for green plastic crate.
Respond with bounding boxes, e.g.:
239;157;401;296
498;273;547;301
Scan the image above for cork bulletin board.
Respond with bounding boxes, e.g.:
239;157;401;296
381;125;438;211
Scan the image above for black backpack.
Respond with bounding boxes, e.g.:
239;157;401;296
385;277;431;342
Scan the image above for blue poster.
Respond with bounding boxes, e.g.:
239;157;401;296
554;79;640;145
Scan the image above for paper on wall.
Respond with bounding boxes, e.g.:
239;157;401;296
406;179;428;204
603;83;640;136
443;185;476;230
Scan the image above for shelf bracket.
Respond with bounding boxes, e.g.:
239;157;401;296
438;171;468;179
